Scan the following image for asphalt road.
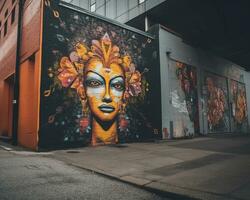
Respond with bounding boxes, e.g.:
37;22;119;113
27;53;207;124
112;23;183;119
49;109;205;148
0;149;170;200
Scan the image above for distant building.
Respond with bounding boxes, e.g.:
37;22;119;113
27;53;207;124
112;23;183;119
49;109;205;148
62;0;165;25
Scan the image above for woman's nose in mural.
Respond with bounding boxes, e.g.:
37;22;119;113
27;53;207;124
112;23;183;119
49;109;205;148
102;80;112;103
102;88;112;103
102;84;112;103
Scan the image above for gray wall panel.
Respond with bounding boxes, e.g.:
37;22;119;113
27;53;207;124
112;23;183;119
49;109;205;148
158;26;248;137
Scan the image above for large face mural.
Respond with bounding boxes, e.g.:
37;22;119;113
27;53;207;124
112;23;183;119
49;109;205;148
230;80;248;132
204;72;230;132
40;1;161;147
56;34;146;145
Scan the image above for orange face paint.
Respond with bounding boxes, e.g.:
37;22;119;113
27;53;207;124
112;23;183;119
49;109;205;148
84;58;125;122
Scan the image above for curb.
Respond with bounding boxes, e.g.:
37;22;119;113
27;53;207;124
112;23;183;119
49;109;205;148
0;144;13;151
54;157;199;200
68;161;231;200
0;141;15;151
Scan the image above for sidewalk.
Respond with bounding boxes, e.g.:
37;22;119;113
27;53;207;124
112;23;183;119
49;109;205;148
1;134;250;200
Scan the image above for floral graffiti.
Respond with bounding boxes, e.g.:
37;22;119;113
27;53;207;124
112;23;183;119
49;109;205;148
230;80;247;126
206;77;225;127
205;74;229;132
176;62;199;133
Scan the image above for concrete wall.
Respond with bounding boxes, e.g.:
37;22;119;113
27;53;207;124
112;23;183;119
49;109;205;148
157;25;249;138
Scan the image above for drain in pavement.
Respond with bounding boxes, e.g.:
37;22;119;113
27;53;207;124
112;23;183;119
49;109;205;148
66;150;80;153
108;144;128;148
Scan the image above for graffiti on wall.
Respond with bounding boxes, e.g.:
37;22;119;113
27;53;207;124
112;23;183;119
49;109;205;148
55;34;148;145
204;72;230;132
169;61;199;137
39;1;161;147
176;62;199;133
230;80;248;131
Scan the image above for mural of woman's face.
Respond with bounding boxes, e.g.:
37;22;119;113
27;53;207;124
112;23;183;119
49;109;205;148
84;58;125;122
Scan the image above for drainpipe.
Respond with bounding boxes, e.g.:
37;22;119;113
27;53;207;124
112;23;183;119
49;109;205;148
145;15;149;31
12;0;23;145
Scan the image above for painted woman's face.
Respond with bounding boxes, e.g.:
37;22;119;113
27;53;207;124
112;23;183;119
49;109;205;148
84;58;125;122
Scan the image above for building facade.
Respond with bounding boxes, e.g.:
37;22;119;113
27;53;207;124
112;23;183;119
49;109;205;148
0;0;43;149
0;0;249;150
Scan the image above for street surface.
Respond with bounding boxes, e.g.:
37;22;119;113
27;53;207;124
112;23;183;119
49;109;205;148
1;133;250;200
0;149;169;200
49;134;250;200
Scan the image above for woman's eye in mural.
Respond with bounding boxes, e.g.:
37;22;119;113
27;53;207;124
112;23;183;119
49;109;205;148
110;77;125;92
86;79;103;88
85;72;105;88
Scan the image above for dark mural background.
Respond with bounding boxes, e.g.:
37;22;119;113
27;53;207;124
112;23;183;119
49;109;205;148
204;72;230;133
230;80;248;132
39;1;161;148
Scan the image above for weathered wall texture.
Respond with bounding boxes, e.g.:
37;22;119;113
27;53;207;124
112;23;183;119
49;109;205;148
169;60;199;137
39;1;161;148
157;25;249;138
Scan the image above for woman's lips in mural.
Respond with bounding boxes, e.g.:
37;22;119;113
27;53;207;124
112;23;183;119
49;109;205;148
98;105;115;113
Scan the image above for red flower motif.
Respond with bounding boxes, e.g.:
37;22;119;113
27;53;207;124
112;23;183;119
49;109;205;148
80;117;90;133
127;70;142;97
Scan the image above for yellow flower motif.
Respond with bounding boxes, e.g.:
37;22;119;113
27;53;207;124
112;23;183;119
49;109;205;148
129;70;141;84
58;57;78;88
88;52;94;57
76;43;88;58
74;62;84;71
123;55;131;68
117;58;122;64
60;57;77;72
82;55;89;61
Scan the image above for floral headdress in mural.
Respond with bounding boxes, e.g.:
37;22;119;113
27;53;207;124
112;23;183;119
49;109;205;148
57;33;145;133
